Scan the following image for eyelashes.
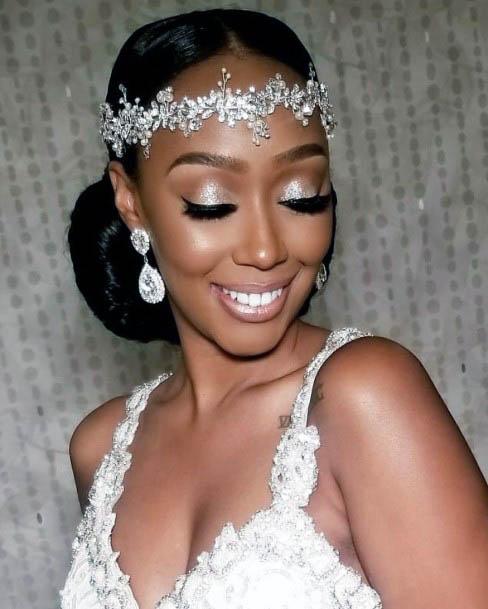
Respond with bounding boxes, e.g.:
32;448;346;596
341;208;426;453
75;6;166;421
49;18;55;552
181;199;236;220
285;192;333;215
181;190;334;221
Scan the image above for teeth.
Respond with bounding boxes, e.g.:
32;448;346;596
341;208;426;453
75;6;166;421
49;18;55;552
237;292;248;305
220;286;284;307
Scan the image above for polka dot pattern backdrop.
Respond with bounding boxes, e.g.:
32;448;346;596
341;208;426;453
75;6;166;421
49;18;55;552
0;0;486;607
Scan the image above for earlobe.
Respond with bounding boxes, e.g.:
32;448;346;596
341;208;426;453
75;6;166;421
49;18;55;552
116;195;138;232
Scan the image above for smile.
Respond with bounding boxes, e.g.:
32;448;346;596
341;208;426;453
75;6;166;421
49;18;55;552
210;279;292;323
221;286;283;307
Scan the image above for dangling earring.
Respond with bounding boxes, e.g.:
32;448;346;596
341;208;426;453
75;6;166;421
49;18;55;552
315;262;328;291
130;227;165;303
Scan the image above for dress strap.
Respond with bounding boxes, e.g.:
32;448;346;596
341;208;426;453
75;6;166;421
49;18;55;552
269;327;374;509
84;371;173;517
113;372;173;451
292;326;374;429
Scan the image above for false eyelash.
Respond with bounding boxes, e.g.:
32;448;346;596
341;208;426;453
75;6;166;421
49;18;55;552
181;191;333;221
181;198;236;220
285;191;333;215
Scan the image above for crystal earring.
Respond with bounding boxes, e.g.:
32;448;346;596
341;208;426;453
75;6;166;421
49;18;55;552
315;262;328;291
130;227;165;303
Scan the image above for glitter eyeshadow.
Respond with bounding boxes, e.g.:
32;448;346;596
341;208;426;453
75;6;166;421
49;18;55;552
281;179;314;200
198;182;225;206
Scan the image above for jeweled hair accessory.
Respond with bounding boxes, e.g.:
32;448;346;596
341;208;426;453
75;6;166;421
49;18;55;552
99;62;337;159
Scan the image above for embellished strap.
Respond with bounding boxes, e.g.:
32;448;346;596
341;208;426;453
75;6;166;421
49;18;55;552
269;423;321;508
70;372;173;609
269;327;374;509
112;373;171;451
293;327;374;429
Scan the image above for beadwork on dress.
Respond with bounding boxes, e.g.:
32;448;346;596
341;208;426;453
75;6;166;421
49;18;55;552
59;327;382;609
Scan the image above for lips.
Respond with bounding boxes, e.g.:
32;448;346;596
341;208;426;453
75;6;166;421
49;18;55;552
210;279;292;323
212;276;294;293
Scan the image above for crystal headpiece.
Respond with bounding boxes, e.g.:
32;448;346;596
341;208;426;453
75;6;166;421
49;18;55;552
99;62;337;159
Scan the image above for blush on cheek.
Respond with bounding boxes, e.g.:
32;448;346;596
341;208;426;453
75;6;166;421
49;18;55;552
154;235;226;289
285;226;330;268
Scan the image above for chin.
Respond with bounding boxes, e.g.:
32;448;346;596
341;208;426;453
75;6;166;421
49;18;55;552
211;324;290;359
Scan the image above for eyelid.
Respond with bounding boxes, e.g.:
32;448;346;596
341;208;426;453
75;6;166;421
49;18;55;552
181;197;236;221
181;192;332;221
181;196;236;208
280;181;316;200
181;192;324;208
195;182;228;205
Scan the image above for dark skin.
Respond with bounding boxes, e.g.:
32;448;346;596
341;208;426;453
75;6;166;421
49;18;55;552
69;52;488;609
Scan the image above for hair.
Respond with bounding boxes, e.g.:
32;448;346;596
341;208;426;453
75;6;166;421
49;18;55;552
67;8;338;345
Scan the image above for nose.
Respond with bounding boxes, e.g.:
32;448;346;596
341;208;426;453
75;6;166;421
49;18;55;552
232;197;288;270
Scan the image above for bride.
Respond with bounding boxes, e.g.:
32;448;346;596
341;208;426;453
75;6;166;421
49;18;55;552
59;7;488;609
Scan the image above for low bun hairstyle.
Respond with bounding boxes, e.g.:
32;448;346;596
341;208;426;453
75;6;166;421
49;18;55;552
68;166;181;343
67;8;338;345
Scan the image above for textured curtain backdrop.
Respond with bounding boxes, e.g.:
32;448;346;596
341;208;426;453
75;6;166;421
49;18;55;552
0;0;486;607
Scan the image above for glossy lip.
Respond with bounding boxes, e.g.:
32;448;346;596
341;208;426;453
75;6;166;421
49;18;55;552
211;275;295;293
210;280;292;323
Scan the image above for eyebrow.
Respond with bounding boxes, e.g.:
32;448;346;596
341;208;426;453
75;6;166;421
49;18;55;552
166;143;328;174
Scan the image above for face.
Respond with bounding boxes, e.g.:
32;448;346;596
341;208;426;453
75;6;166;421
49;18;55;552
109;53;334;356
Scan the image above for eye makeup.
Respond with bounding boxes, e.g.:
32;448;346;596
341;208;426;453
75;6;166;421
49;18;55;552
181;180;235;220
181;198;236;220
284;191;333;215
198;181;225;206
280;179;315;201
180;181;334;222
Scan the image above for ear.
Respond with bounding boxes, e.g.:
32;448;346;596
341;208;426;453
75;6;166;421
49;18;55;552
107;161;147;232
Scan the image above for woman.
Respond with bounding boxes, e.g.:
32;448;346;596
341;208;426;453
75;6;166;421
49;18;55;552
59;8;488;609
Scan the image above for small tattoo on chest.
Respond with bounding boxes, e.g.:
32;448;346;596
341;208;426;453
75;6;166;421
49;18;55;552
278;381;324;428
278;414;292;428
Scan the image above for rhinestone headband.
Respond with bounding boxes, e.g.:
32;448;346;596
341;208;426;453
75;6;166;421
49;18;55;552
99;62;337;159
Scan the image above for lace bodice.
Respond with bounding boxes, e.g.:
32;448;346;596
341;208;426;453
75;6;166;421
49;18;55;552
59;327;383;609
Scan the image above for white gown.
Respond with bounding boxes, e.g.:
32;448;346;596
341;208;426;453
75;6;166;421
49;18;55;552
59;326;383;609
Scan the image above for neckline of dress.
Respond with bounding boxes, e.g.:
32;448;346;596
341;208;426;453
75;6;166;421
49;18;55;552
97;328;337;609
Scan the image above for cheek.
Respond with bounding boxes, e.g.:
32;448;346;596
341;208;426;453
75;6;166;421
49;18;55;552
149;211;231;277
137;186;228;276
146;198;333;278
285;214;333;264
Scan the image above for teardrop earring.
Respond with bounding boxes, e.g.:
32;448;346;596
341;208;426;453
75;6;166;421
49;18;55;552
315;262;328;291
130;227;166;303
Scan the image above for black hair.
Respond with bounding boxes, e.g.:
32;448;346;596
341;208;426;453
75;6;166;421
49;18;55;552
67;8;338;345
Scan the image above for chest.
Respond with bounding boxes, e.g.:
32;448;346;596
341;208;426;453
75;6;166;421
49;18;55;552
109;416;362;609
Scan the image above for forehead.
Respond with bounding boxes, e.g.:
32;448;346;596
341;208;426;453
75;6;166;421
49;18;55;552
137;53;329;176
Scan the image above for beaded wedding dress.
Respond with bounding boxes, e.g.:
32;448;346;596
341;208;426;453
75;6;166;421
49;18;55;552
59;327;383;609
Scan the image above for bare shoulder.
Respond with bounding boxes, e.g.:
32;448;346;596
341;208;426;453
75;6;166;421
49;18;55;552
69;393;130;511
311;333;478;474
316;332;421;396
311;334;488;606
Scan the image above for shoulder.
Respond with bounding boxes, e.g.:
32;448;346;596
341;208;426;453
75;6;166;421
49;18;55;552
311;332;488;604
69;392;130;511
313;331;439;420
312;332;454;470
320;330;418;386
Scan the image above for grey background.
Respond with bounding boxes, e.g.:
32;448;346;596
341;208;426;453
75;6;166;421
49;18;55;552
0;1;487;607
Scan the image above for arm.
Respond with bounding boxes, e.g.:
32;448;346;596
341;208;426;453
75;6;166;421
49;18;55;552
68;394;129;511
313;336;488;609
